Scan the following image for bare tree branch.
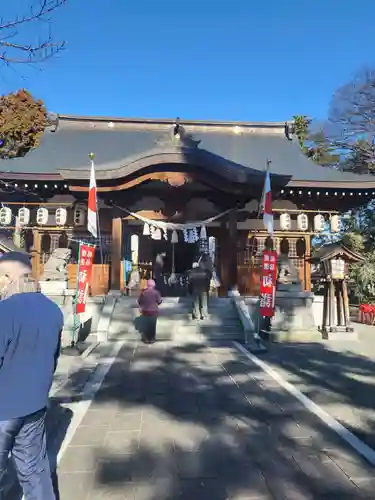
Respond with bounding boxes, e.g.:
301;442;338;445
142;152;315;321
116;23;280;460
0;0;67;66
323;68;375;174
326;68;375;157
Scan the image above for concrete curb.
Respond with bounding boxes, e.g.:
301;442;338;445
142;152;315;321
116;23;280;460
96;295;117;342
230;291;267;353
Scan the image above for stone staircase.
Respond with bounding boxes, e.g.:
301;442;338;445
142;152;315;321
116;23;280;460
107;296;244;342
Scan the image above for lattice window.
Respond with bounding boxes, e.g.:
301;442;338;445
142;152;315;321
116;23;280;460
38;231;112;265
70;232;112;264
40;233;60;264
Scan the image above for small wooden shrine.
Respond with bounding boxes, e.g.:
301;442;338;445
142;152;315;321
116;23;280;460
309;244;365;337
1;114;375;296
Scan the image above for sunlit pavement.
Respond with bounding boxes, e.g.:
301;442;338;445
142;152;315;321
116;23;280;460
52;340;374;499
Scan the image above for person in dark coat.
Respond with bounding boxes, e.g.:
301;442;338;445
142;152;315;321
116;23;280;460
153;252;166;295
138;279;162;344
198;253;213;295
188;262;209;320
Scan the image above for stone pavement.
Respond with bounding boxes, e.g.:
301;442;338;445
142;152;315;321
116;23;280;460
55;341;374;500
262;324;375;451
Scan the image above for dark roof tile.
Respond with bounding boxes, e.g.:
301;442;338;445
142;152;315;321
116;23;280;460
0;116;373;184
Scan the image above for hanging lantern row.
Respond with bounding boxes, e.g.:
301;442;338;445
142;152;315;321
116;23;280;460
0;206;86;227
280;189;375;197
143;222;207;243
278;212;341;233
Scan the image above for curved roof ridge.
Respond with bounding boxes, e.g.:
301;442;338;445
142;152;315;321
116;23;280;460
58;114;292;129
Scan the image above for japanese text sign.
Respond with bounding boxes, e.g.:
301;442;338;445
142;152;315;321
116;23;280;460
259;250;277;317
76;244;95;314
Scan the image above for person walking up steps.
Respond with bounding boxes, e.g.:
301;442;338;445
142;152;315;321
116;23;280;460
188;262;209;320
138;279;162;344
0;252;64;500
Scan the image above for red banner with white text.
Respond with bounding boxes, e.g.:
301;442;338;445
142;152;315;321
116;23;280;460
259;250;278;317
76;244;95;314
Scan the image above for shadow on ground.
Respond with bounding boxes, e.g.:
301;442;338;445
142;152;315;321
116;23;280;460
262;340;375;450
54;341;374;499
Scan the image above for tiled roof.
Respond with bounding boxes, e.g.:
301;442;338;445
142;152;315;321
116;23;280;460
0;115;374;185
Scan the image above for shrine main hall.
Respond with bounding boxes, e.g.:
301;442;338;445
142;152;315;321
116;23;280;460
0;114;374;297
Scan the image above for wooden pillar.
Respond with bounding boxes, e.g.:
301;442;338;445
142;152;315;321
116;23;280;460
342;280;351;327
304;235;311;292
228;210;238;290
322;282;329;330
111;217;122;290
335;282;342;326
328;281;334;326
219;221;228;295
31;229;41;280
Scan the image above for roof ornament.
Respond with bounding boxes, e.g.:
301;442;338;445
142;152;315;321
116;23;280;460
46;112;59;133
173;117;181;138
284;122;294;141
155;118;201;148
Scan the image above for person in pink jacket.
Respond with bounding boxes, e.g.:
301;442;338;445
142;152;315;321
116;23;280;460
138;280;162;344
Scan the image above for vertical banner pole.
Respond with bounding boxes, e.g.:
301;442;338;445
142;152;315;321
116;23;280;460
96;208;104;265
258;249;277;343
72;241;82;347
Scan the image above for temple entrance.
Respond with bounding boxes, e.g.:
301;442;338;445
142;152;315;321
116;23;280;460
151;239;198;275
138;235;198;296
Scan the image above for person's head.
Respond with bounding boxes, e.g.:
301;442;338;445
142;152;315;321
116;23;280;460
0;252;37;299
146;279;156;289
192;262;199;269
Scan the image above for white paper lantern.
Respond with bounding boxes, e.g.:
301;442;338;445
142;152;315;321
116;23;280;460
297;213;309;231
330;214;340;233
314;214;325;232
143;223;150;236
17;207;30;226
74;207;86;226
200;225;207;239
280;213;291;231
209;236;216;263
0;207;12;226
55;207;67;226
36;207;49;225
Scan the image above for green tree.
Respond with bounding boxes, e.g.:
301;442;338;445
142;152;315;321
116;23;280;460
306;130;340;166
293;115;338;167
341;139;375;174
293;115;310;153
338;209;375;303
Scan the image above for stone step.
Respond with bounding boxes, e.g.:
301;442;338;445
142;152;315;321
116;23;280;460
107;295;242;342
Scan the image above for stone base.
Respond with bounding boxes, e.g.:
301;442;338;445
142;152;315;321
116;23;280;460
261;328;322;343
321;326;359;341
39;280;67;295
264;290;322;343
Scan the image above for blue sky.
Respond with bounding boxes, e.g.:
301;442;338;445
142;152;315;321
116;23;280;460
0;0;374;122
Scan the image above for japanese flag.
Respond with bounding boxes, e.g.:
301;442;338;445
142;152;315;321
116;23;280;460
262;169;273;235
87;160;98;238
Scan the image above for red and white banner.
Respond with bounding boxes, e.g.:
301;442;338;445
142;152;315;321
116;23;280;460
87;160;98;238
76;244;95;314
259;250;278;317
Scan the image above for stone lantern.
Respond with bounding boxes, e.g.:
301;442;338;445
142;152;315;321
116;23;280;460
309;243;364;339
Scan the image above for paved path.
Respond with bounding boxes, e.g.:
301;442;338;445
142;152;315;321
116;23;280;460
262;325;375;451
55;341;374;500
